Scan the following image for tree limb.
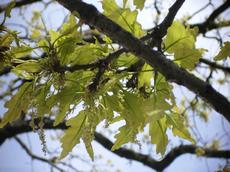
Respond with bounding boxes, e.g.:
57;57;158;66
0;118;229;171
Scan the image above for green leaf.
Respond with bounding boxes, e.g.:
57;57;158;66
59;111;86;159
166;110;195;143
214;42;230;61
53;86;82;126
10;45;33;59
31;11;41;23
122;91;146;126
0;82;32;128
164;21;203;70
149;117;168;155
111;125;136;151
11;68;34;80
138;63;153;88
134;0;145;10
0;33;14;46
102;0;144;37
49;30;60;45
67;43;107;65
57;37;79;64
14;60;42;73
59;14;78;36
30;29;41;40
115;53;138;67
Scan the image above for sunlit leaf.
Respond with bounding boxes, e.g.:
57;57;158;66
102;0;144;37
164;21;204;70
14;60;42;73
149;117;168;155
134;0;145;10
214;42;230;61
10;45;33;59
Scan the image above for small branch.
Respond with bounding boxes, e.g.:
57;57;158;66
156;0;185;38
0;0;42;13
199;58;230;74
191;0;230;33
14;136;63;172
206;0;230;24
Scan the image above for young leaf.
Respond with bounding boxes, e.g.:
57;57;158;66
59;111;86;159
166;111;195;143
10;45;33;59
111;125;136;151
0;33;14;46
0;82;32;128
14;60;42;73
164;21;203;70
67;43;107;65
138;63;153;88
102;0;144;37
53;85;82;126
214;42;230;61
134;0;145;10
149;117;168;155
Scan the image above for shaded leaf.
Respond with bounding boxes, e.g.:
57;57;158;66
59;111;86;159
0;82;32;128
149;117;168;155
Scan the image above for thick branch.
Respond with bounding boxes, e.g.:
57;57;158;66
0;119;230;171
56;0;230;122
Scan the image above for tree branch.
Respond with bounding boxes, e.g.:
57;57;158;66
0;0;42;13
191;0;230;33
56;0;230;122
0;118;229;171
199;58;230;74
14;136;63;171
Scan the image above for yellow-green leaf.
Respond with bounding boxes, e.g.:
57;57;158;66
14;60;42;73
166;111;195;143
149;117;168;155
138;63;153;88
0;33;14;46
111;125;136;151
0;82;32;128
214;42;230;61
134;0;145;10
10;45;33;59
102;0;144;37
59;111;86;159
164;21;203;70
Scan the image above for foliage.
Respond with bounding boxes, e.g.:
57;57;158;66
0;0;229;164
